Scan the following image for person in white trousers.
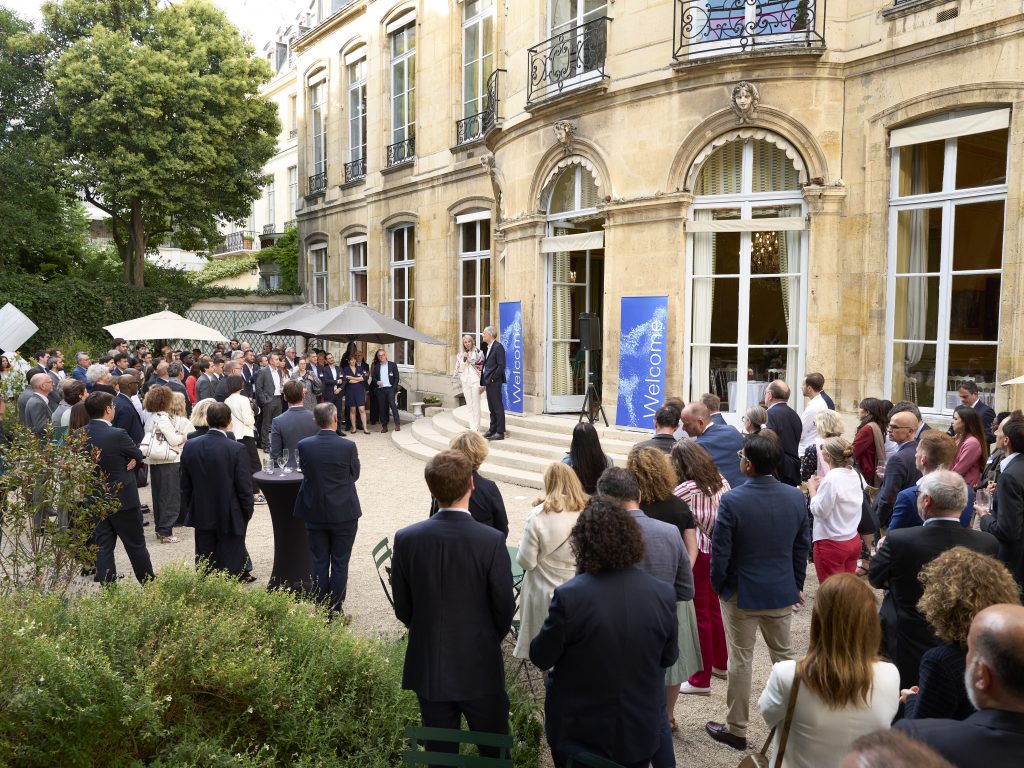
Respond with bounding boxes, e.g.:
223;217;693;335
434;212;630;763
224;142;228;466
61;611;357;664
454;335;484;431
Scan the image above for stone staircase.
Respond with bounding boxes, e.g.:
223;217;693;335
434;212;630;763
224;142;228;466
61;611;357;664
391;404;651;488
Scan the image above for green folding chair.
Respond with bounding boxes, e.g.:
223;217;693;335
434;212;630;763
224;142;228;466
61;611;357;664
372;536;394;608
402;726;512;767
507;545;524;639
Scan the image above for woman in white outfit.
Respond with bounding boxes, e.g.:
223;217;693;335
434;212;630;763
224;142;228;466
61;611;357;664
453;334;484;431
513;462;588;659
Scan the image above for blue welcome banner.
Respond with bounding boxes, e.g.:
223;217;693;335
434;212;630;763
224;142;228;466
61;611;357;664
498;301;524;415
616;296;669;428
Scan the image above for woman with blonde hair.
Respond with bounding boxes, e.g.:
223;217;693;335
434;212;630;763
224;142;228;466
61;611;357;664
436;430;509;537
453;334;484;431
806;437;864;582
801;409;845;482
513;462;588;660
188;397;219;437
901;547;1020;721
142;385;188;543
671;440;730;695
758;573;900;768
627;445;703;731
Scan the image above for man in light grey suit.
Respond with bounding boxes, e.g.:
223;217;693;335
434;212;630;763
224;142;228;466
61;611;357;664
270;379;319;469
18;374;54;440
255;353;285;449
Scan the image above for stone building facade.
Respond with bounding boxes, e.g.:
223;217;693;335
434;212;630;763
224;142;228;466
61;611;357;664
286;0;1024;420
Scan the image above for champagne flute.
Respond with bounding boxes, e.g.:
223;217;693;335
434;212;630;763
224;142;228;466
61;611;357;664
280;448;291;474
975;488;992;516
295;454;302;473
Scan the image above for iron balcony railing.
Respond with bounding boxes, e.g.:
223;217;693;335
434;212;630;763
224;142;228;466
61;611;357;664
527;17;609;107
456;68;506;146
289;128;298;139
262;223;277;235
284;219;297;229
344;155;367;183
308;170;327;195
386;136;415;168
673;0;824;59
213;230;257;255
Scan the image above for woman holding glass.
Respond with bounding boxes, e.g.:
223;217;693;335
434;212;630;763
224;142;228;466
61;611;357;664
291;354;322;410
453;334;484;431
344;350;370;435
950;405;988;489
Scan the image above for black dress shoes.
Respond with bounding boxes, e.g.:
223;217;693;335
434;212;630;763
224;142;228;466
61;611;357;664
705;722;747;750
483;431;495;438
486;433;504;441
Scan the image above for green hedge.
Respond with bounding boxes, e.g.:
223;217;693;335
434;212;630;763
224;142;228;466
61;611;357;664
0;566;543;767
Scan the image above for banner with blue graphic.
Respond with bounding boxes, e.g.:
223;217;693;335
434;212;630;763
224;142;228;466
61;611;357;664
498;301;524;415
615;296;669;428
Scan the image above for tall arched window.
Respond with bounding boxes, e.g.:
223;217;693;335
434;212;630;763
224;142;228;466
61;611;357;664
686;137;806;412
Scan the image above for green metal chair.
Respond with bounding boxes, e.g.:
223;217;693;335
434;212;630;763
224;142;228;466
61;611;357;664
566;754;627;768
507;545;524;639
402;726;512;767
372;536;394;608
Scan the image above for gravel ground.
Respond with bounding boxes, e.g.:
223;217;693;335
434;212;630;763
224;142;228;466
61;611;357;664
104;425;819;767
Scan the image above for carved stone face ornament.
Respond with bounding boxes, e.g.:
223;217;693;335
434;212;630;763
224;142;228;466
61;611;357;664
553;120;577;155
731;81;760;124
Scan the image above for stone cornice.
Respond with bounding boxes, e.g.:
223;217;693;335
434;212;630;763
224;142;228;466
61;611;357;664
601;193;692;226
802;185;848;215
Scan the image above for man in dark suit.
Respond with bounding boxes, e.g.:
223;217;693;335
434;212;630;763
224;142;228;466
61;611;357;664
44;358;62;410
950;381;996;445
875;409;924;527
195;362;217;402
979;419;1024;587
24;348;48;385
112;374;144;446
254;353;285;448
179;402;254;575
480;325;506;440
392;450;515;756
683;400;746;489
870;470;999;687
165;362;191;416
240;350;258;397
17;374;54;440
894;604;1024;767
214;360;240;402
294;403;361;620
763;380;802;486
530;498;678;767
270;380;319;470
636;405;680;454
83;392;155;584
701;392;728;427
707;432;810;751
370;348;401;433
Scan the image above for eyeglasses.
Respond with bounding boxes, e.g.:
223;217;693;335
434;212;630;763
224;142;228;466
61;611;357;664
737;450;747;461
887;425;911;433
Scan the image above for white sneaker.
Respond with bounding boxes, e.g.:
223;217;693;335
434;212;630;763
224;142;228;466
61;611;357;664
680;682;711;695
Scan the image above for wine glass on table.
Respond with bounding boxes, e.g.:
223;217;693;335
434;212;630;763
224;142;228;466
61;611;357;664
279;448;290;474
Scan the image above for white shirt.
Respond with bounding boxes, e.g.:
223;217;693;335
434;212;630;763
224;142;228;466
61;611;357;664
808;466;863;542
378;363;391;388
758;659;900;768
798;393;829;454
272;368;282;396
1000;452;1020;472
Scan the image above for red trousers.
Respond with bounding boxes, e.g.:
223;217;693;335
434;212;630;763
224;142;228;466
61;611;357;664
813;535;861;584
688;550;729;688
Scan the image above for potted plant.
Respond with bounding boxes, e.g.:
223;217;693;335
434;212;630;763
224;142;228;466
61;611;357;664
242;233;254;250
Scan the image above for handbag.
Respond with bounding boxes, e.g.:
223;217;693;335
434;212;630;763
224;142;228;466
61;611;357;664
738;674;801;768
857;469;880;535
140;423;179;462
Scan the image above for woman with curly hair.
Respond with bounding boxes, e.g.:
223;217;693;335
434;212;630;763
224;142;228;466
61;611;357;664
530;497;679;768
901;547;1020;721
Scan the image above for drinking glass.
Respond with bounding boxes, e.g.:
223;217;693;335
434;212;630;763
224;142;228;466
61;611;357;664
295;455;302;473
280;448;291;474
263;456;274;475
975;489;992;515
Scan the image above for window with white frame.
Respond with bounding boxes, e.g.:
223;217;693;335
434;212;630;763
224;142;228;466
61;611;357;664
463;0;495;122
390;225;415;366
389;20;416;150
885;109;1009;413
347;56;367;165
288;94;297;135
686;138;806;413
266;179;275;228
309;76;327;180
458;213;491;349
311;245;328;309
348;235;368;304
288;166;298;219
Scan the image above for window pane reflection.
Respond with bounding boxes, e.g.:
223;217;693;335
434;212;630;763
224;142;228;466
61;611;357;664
950;274;1000;342
898;140;944;196
893;276;939;342
956;129;1008;189
952;200;1004;271
895;208;942;273
891;342;936;410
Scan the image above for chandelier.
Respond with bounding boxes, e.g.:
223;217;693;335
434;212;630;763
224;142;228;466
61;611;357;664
751;231;780;274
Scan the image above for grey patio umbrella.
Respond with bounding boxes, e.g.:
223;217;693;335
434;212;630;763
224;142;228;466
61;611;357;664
288;302;445;345
233;303;322;335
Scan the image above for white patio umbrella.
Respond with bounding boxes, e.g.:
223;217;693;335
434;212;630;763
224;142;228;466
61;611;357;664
233;303;322;335
1001;375;1024;386
103;310;229;342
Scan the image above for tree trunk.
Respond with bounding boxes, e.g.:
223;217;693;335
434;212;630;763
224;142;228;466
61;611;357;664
123;200;147;287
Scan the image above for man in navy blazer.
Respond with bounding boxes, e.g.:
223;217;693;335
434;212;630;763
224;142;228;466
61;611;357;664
764;380;803;486
392;449;515;756
480;325;507;440
707;432;810;751
683;400;745;489
179;402;254;576
83;392;154;584
530;498;678;767
979;419;1024;587
894;604;1024;767
874;409;923;527
949;381;996;445
294;403;361;619
270;380;319;470
112;374;144;445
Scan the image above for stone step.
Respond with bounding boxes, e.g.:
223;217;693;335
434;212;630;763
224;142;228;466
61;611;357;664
411;416;559;474
452;404;650;445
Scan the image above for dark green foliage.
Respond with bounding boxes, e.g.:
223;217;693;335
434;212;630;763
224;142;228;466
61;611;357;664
260;226;300;295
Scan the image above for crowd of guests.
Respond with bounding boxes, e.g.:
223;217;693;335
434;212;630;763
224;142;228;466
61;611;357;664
390;372;1024;768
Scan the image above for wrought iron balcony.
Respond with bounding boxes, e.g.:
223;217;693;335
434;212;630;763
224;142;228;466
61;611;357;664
385;136;415;168
289;128;298;139
527;17;609;107
673;0;824;59
213;230;257;255
456;69;506;146
308;170;327;195
284;219;297;229
262;223;277;235
344;155;367;183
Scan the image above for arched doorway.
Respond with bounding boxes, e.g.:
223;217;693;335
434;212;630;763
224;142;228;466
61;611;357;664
544;163;605;413
685;136;807;412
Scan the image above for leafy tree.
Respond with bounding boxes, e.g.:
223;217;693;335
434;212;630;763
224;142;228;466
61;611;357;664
43;0;280;287
0;8;90;275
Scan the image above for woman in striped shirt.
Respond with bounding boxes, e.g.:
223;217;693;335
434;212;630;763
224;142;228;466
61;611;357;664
671;439;730;695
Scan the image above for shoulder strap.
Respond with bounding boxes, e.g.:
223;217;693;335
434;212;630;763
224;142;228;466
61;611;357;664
774;672;802;768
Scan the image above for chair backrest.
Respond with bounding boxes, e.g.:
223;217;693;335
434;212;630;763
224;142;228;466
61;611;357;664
403;726;512;767
566;754;627;768
372;536;394;608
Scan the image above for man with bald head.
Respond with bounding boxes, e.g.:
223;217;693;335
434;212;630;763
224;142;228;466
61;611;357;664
874;408;923;527
17;373;54;439
682;400;745;489
764;380;803;486
895;604;1024;766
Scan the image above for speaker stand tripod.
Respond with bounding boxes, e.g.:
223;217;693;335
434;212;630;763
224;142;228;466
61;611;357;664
578;381;608;427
